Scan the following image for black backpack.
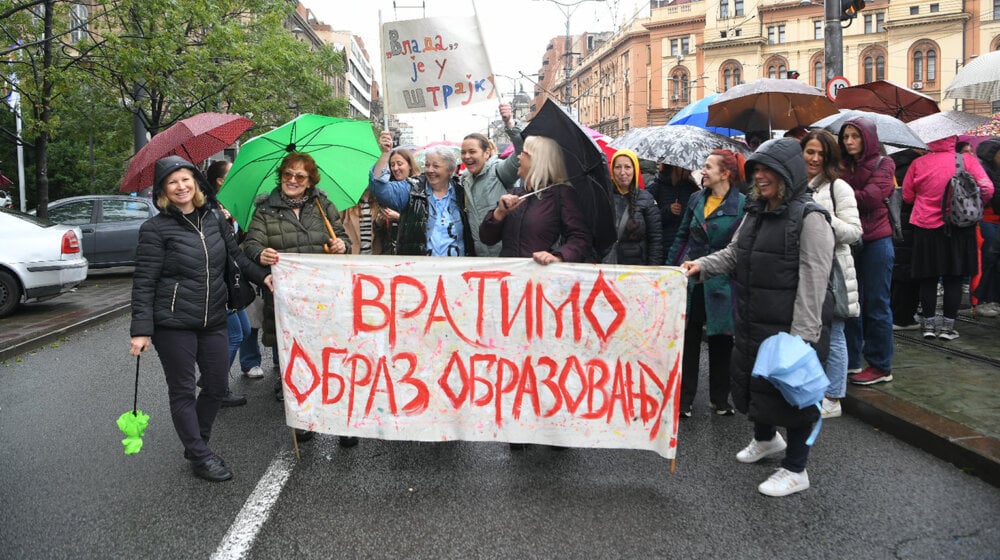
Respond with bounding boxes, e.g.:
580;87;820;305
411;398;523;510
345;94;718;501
942;153;984;230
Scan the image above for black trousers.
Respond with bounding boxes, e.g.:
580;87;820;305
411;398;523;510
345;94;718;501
681;285;734;409
152;326;229;463
755;423;812;473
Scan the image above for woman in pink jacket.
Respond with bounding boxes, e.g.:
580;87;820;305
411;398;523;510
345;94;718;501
902;136;993;340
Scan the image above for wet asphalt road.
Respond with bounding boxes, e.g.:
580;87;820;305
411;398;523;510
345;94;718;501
2;315;999;559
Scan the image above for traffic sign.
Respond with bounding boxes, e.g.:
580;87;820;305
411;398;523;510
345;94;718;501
826;76;850;101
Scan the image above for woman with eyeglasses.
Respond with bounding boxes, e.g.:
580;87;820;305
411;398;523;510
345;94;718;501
242;152;356;446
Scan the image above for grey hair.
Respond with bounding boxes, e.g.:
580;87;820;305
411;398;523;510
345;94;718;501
422;146;458;174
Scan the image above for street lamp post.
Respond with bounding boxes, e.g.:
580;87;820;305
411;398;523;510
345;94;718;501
824;0;843;85
534;0;603;112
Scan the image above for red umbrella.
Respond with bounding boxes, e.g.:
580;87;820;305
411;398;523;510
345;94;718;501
120;112;254;193
834;80;939;123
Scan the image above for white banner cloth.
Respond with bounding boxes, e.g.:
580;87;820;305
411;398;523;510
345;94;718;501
273;254;686;459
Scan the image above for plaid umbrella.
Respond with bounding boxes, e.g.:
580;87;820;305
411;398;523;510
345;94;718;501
120;112;253;193
945;50;1000;102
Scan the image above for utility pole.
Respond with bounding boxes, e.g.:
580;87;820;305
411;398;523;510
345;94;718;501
823;0;843;85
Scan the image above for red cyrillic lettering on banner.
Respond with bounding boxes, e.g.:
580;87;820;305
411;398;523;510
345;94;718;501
343;353;376;422
583;271;627;344
424;276;482;347
353;274;388;336
439;351;470;409
558;355;587;414
394;352;428;415
391;275;428;348
468;353;497;407
512;356;542;419
462;270;510;339
501;279;533;340
580;359;611;420
321;347;349;405
285;339;321;405
647;354;680;441
364;356;399;417
536;356;562;417
606;359;634;425
535;282;582;341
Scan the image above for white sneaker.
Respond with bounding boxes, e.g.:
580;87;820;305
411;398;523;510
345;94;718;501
821;398;842;419
758;468;810;497
977;302;1000;318
736;433;787;463
243;365;264;379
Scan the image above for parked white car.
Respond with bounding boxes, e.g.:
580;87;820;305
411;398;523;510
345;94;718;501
0;207;89;318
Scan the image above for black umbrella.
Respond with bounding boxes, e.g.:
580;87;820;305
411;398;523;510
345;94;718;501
523;99;617;259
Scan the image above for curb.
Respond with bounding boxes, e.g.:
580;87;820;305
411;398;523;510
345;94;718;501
0;303;131;363
846;386;1000;488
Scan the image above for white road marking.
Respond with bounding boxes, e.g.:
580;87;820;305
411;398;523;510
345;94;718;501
210;450;295;560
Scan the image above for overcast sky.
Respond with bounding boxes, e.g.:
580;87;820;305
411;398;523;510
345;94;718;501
305;0;647;143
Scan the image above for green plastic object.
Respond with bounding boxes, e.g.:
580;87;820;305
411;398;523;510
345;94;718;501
116;410;150;455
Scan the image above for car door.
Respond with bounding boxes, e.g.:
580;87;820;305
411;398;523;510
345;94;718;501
95;199;153;266
47;200;97;262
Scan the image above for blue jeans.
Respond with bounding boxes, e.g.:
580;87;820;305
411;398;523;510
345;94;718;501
825;320;847;399
239;327;262;372
979;222;998;304
226;310;250;369
846;236;894;372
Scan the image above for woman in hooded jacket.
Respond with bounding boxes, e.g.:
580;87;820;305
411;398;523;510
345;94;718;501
607;149;663;265
903;136;993;340
130;156;272;482
801;130;863;419
838;116;897;386
682;138;834;497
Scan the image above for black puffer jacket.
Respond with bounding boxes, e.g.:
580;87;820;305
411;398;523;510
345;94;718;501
130;156;268;337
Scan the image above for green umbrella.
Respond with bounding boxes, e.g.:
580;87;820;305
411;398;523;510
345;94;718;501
217;114;381;228
116;355;149;455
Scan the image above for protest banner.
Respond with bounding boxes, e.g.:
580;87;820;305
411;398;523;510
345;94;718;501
380;15;495;114
272;254;686;459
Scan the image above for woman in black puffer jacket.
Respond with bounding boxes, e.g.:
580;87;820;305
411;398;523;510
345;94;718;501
129;155;271;483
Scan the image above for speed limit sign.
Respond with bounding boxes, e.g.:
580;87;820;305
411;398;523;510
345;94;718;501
826;76;850;101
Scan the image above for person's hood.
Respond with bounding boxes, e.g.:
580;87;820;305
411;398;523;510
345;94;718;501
838;116;882;163
744;137;808;201
609;149;641;193
927;135;957;153
977;138;1000;166
152;155;215;209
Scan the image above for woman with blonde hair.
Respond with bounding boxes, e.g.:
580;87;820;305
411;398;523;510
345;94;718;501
479;135;593;264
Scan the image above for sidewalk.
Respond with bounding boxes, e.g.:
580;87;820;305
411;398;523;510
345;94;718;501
1;270;998;486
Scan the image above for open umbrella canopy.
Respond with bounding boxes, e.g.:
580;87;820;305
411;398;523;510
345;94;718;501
707;78;838;132
610;124;750;171
668;93;743;136
522;99;617;259
811;109;927;150
120;112;253;193
945;50;1000;102
906;111;991;144
834;80;939;123
217;114;380;228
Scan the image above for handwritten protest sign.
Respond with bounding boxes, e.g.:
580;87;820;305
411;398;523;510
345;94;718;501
273;254;686;459
381;16;495;114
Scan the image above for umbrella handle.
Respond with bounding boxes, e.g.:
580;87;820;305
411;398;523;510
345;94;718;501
314;199;338;253
132;354;140;416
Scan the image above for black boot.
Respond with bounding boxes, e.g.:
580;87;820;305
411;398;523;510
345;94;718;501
221;389;247;407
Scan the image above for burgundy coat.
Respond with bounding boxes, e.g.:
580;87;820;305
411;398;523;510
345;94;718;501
838;116;897;242
479;184;593;263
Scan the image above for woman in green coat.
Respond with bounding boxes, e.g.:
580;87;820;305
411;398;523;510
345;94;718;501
667;149;746;417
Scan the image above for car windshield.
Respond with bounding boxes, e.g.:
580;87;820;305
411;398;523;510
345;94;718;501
0;206;56;227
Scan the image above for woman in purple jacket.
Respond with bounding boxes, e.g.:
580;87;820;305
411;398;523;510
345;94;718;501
479;135;593;264
838;116;897;386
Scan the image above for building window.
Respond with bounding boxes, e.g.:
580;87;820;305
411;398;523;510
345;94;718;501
769;25;786;44
720;1;729;19
734;29;742;37
877;55;885;80
778;25;786;44
671;71;690;103
864;57;874;83
927;51;936;80
70;3;88;43
681;37;690;54
876;13;885;32
813;61;823;87
814;21;823;40
768;66;776;79
929;3;939;12
864;15;873;34
779;65;787;79
768;26;775;45
910;6;919;15
670;39;679;57
721;61;742;91
995;0;1000;20
735;0;744;17
913;52;923;81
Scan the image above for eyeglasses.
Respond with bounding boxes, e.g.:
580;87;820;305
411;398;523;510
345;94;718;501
281;171;309;182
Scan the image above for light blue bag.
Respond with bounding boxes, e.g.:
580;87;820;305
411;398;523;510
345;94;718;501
751;332;829;445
